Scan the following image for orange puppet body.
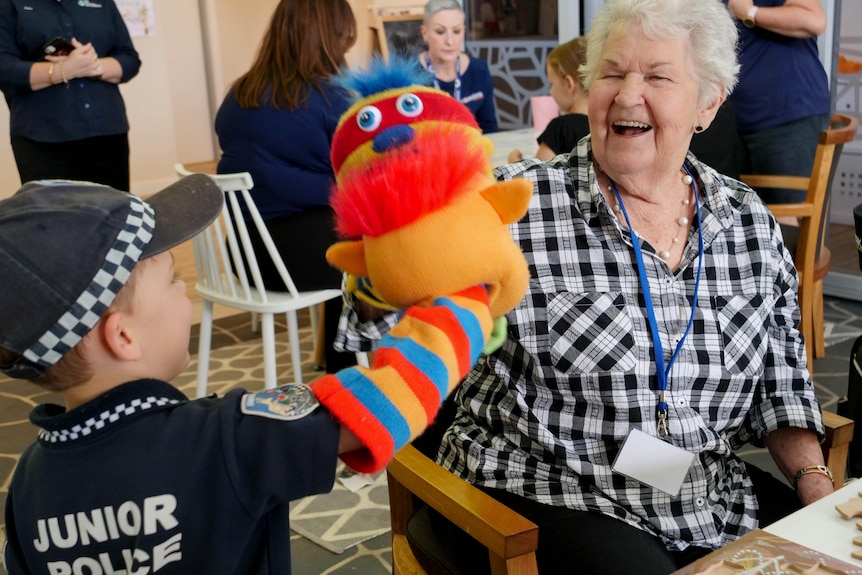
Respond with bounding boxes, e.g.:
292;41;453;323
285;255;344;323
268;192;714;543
309;59;531;473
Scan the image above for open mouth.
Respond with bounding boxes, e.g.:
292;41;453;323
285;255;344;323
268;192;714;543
612;121;652;136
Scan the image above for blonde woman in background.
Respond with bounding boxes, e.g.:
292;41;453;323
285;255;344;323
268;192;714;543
419;0;498;133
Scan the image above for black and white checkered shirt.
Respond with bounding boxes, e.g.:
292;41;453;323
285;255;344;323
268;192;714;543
336;137;823;552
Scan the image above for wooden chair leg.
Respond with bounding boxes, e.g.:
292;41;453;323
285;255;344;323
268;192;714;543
814;279;826;359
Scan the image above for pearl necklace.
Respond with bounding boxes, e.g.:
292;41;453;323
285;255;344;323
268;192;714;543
606;171;695;261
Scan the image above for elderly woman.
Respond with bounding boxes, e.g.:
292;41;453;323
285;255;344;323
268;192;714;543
418;0;498;133
339;0;829;572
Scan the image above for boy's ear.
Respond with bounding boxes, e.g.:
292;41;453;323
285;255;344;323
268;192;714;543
565;74;577;93
98;310;142;361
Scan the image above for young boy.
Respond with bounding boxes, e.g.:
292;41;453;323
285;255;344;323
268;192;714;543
0;176;491;574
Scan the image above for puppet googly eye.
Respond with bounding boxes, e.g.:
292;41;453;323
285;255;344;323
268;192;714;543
395;93;424;117
357;106;383;132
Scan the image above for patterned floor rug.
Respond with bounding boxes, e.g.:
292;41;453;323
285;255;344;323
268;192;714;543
290;464;390;554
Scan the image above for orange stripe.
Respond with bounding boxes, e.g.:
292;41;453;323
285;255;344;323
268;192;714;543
354;363;430;438
447;292;494;343
389;313;460;380
406;305;472;374
373;347;441;421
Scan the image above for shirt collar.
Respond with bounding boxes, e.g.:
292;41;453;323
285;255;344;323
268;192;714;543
31;379;188;445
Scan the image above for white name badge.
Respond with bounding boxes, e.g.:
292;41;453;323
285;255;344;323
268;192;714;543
612;428;695;496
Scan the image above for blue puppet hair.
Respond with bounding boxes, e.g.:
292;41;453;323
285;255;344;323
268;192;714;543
333;55;433;103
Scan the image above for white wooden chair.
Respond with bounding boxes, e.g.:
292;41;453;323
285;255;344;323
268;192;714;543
175;164;343;397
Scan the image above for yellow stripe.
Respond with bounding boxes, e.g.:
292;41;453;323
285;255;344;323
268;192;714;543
447;294;495;340
389;314;461;382
355;364;430;439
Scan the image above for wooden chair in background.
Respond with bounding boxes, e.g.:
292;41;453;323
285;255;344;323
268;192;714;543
741;113;859;369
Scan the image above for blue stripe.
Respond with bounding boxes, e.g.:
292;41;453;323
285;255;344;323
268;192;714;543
336;368;412;449
434;296;485;361
380;332;450;399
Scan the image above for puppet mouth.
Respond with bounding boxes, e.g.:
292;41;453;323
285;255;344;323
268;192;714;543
612;121;651;136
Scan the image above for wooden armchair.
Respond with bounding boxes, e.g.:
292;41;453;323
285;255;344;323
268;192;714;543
387;411;854;575
387;443;539;575
740;113;859;369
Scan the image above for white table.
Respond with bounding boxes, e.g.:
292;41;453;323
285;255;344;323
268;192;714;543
485;128;538;167
765;477;862;566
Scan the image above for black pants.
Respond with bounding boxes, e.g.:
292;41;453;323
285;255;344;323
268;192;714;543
425;463;800;575
12;133;130;191
249;206;357;374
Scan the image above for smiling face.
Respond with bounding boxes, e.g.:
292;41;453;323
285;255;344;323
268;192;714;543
587;26;716;184
421;8;465;64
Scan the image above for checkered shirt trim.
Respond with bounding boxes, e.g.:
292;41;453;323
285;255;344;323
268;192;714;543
23;197;155;368
37;396;181;443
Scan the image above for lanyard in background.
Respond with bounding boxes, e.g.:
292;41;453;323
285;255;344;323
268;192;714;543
425;53;461;102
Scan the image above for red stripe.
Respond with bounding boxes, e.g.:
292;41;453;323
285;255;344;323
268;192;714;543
310;375;395;474
404;305;471;375
373;347;441;421
454;285;491;305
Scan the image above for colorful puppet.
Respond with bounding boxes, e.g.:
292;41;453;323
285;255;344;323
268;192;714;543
308;58;533;473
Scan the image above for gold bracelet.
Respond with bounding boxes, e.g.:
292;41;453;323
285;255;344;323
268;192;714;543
58;61;69;88
48;63;55;85
793;465;833;489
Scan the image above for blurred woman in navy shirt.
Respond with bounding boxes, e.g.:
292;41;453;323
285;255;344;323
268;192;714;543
0;0;141;191
215;0;358;373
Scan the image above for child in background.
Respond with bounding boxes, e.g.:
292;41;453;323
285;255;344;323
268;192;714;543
509;36;589;162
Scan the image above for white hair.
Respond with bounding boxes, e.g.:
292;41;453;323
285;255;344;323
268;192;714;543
579;0;739;108
423;0;464;25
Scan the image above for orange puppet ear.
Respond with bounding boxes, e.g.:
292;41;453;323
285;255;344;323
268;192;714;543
480;178;533;224
326;241;368;276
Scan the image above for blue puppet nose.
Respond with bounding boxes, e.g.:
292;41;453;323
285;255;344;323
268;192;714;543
372;125;416;154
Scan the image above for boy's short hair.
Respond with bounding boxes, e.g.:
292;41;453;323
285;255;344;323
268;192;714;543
0;175;223;380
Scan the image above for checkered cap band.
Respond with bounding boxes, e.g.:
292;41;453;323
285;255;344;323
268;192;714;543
22;196;155;368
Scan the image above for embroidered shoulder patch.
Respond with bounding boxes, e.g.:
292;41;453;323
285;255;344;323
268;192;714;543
240;383;320;421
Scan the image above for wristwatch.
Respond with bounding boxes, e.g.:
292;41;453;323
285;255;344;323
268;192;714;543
743;5;758;28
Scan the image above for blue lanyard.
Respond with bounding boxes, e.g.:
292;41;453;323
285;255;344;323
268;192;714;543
608;165;704;439
425;53;461;101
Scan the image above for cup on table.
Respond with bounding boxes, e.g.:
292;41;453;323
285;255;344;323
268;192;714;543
530;96;558;135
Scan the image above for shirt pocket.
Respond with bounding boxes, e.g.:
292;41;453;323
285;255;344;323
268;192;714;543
546;291;637;374
711;294;768;375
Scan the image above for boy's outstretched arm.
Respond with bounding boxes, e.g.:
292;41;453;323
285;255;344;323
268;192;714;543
314;286;492;473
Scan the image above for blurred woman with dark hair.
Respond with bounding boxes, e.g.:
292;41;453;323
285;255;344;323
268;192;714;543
215;0;358;373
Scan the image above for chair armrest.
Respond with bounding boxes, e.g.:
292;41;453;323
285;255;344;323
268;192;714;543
387;444;539;573
822;410;855;488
